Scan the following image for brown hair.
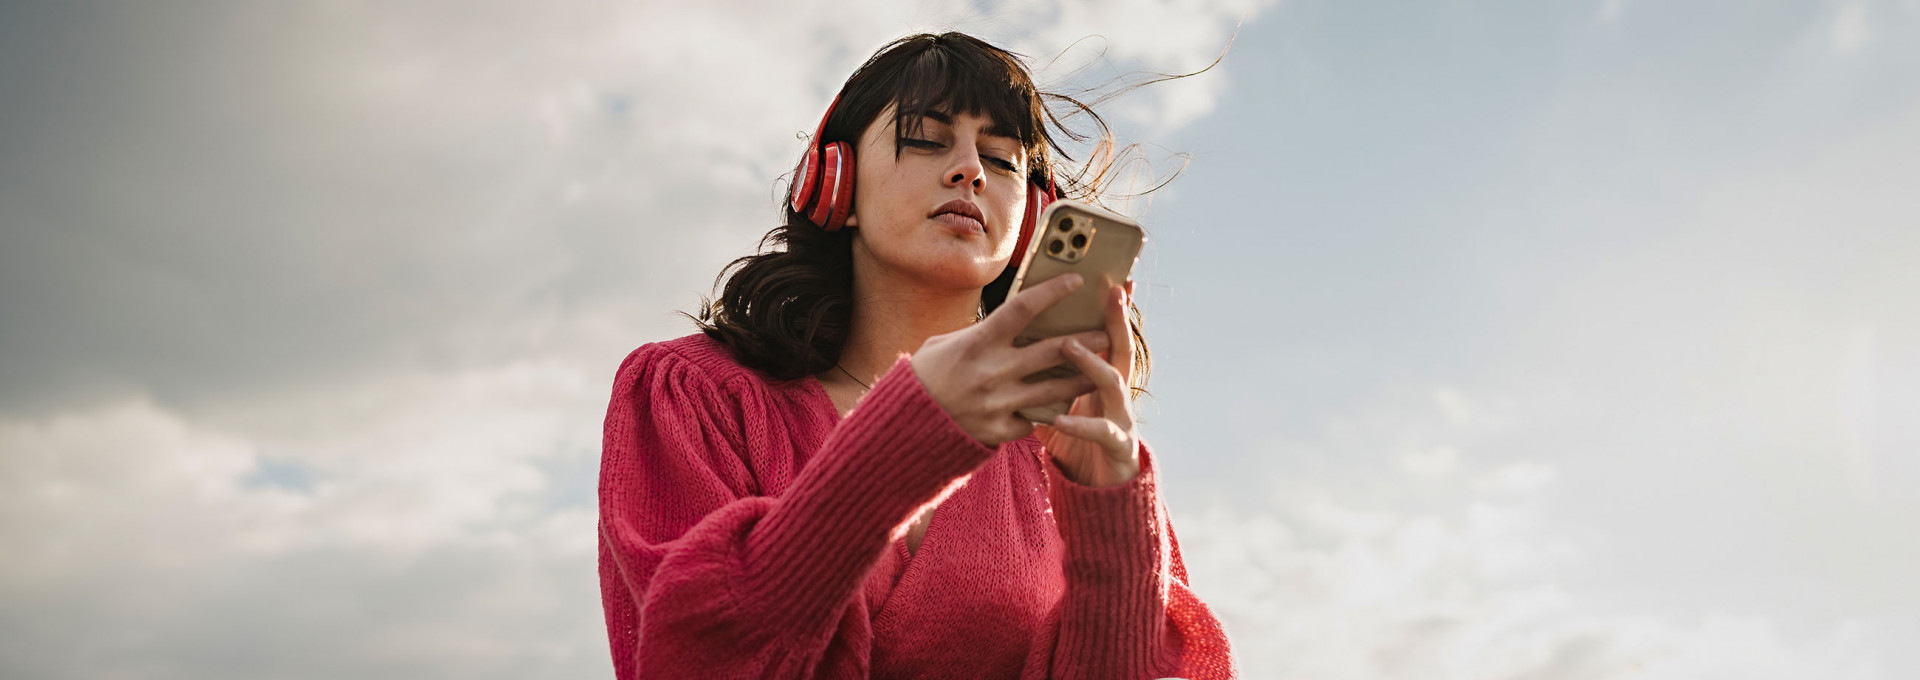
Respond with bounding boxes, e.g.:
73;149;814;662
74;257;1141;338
693;32;1162;391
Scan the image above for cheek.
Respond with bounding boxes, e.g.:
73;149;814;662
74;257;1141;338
855;165;889;209
994;184;1027;235
853;167;905;227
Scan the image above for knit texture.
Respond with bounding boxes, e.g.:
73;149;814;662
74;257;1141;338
598;333;1236;679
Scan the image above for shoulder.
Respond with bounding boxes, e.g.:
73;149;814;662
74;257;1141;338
613;332;810;404
617;333;742;379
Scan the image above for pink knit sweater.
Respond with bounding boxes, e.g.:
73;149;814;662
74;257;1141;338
598;334;1235;679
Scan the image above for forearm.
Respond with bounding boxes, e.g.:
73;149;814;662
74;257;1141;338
740;355;999;633
1046;441;1171;679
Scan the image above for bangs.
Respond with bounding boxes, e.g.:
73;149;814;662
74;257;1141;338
883;43;1046;163
822;33;1077;184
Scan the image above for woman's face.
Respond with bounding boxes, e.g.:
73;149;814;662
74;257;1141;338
845;104;1030;291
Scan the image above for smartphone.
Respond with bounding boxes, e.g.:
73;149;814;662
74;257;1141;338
1007;199;1145;424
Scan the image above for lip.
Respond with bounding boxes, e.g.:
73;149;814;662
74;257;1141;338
931;199;986;235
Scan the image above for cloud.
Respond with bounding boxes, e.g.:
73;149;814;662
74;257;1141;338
1024;0;1274;131
0;0;1274;417
1596;0;1628;25
1260;71;1920;677
1832;3;1871;54
0;0;1276;676
1176;391;1897;680
0;359;606;678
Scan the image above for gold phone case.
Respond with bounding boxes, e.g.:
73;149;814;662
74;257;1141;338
1007;199;1145;424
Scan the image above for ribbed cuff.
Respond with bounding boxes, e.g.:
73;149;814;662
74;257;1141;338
742;355;997;634
1047;441;1170;678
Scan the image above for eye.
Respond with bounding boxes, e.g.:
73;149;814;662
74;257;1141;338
984;156;1020;173
901;138;943;150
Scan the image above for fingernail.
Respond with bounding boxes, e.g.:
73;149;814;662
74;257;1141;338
1065;274;1084;288
1064;338;1083;353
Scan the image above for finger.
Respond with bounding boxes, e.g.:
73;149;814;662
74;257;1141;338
1103;285;1135;385
981;273;1083;343
981;417;1038;446
1064;337;1133;430
1049;414;1129;454
988;373;1096;414
1005;330;1109;378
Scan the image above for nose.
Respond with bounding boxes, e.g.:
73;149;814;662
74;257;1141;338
943;145;986;191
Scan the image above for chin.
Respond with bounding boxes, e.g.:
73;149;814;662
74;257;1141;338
859;233;1009;289
907;248;1005;289
923;261;1003;289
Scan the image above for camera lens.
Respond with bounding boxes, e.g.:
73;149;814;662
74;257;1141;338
1047;238;1065;255
1071;233;1087;249
1057;218;1073;232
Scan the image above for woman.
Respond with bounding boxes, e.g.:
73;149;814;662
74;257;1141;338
599;32;1235;679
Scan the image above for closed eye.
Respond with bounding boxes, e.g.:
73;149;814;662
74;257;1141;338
903;138;1021;175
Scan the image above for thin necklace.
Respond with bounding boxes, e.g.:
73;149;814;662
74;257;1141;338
834;364;871;390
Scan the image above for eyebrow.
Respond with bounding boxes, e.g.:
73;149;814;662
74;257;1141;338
920;110;1021;142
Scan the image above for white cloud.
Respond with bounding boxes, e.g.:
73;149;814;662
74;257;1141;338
1470;461;1556;496
1832;3;1871;54
1433;387;1515;433
1838;324;1879;501
0;0;1278;414
1181;430;1894;680
1597;0;1628;25
0;359;607;678
1171;332;1919;679
0;0;1276;676
1021;0;1277;131
1400;445;1460;477
1153;3;1920;675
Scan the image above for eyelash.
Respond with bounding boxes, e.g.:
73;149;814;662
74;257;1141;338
902;138;1021;173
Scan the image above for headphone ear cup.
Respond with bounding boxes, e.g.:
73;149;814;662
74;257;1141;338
1008;180;1054;269
810;141;853;230
790;144;820;217
823;141;855;231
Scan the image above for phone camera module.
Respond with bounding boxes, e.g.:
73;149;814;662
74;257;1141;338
1043;212;1094;262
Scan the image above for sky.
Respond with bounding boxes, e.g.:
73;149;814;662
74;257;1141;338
1;0;1916;678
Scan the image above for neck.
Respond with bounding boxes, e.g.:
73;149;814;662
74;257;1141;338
834;257;982;386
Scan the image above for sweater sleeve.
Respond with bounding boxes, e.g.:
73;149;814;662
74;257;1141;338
597;343;997;680
1036;442;1238;680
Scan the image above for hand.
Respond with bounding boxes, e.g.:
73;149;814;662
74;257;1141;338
911;274;1110;446
1035;282;1141;488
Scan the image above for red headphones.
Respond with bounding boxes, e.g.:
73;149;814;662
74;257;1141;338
788;95;1058;269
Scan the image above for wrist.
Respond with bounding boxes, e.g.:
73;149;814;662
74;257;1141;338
1054;442;1141;488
